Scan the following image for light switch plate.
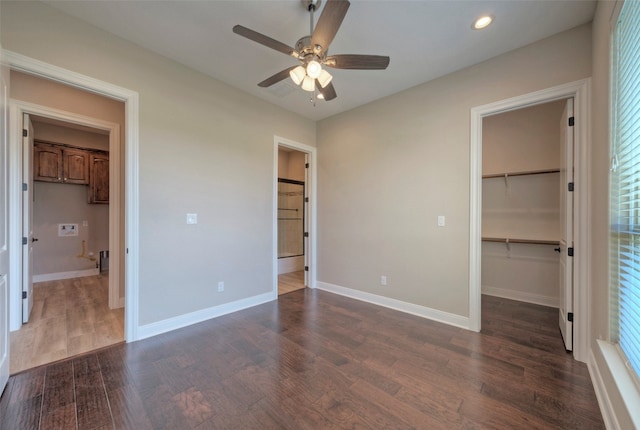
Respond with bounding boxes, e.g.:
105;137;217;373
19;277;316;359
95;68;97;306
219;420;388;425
186;213;198;225
438;215;445;227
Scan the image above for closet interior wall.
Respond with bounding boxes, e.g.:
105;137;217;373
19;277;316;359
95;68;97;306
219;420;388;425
481;100;566;307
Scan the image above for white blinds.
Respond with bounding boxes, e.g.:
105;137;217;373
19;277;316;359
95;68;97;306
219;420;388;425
611;0;640;380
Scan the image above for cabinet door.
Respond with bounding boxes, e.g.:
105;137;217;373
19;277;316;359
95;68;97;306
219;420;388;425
89;152;109;204
33;143;62;182
62;147;89;184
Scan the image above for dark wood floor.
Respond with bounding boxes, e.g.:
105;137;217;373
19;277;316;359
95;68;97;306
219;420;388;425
0;291;604;429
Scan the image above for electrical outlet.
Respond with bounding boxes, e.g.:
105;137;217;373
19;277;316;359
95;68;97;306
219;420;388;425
217;281;224;292
381;275;387;286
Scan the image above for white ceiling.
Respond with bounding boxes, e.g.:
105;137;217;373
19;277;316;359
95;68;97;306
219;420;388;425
43;0;596;121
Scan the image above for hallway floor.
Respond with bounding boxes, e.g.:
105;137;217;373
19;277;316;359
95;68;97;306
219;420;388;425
278;270;305;295
9;274;124;374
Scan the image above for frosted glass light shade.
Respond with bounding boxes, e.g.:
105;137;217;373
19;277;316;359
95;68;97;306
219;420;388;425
289;66;306;85
306;60;322;79
301;75;315;91
317;69;333;88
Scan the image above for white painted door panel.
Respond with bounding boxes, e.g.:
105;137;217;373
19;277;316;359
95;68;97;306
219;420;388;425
22;114;34;323
0;58;11;394
559;98;574;351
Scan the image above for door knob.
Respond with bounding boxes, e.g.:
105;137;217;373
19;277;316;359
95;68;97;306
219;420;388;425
32;237;39;243
554;247;561;253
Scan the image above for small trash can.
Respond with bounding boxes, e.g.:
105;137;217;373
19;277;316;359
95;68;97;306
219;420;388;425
100;250;109;273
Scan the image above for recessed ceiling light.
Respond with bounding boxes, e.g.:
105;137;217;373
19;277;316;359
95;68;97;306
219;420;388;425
473;15;493;30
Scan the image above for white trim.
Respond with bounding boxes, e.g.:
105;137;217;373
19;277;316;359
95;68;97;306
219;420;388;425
137;291;273;341
316;281;470;329
33;268;99;283
3;50;140;341
469;78;591;362
273;136;317;296
591;341;640;430
482;285;558;308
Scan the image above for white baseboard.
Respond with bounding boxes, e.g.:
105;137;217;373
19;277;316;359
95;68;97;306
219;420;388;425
278;256;304;274
482;285;558;308
315;281;470;330
137;292;274;341
33;268;100;283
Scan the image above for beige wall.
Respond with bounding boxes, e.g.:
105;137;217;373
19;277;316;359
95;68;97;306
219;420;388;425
317;24;591;317
1;1;316;325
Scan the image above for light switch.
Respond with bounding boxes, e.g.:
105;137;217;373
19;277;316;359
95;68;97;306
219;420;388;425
437;215;445;227
186;213;198;225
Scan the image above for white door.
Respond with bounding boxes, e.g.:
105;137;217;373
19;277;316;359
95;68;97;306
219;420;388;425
1;58;11;393
304;153;309;287
559;98;574;351
22;114;34;323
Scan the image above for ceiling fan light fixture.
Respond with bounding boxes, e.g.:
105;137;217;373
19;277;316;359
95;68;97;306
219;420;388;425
317;92;325;100
306;60;322;79
289;65;306;85
318;69;333;88
301;75;316;91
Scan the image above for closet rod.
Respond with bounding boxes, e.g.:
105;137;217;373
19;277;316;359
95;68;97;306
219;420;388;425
482;168;560;179
482;237;560;246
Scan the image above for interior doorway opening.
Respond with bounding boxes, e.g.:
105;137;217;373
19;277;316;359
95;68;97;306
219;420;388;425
274;136;316;297
469;79;591;362
480;98;574;353
277;147;307;296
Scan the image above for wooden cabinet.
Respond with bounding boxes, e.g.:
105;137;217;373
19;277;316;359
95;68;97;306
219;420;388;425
34;142;89;184
88;152;109;204
34;141;109;204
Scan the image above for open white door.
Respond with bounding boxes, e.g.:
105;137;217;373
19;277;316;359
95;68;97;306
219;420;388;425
22;114;34;323
304;153;309;287
559;98;574;351
1;56;11;394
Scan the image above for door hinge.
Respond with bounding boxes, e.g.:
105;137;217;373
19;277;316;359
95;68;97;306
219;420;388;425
304;232;309;238
568;247;574;257
22;182;28;191
568;117;575;127
568;312;574;322
22;237;28;245
22;291;27;299
305;163;309;168
22;129;28;137
305;197;309;203
304;266;309;272
568;182;574;192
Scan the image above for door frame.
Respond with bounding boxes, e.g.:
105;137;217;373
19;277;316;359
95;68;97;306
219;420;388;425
469;78;591;362
273;136;317;297
12;101;120;314
4;50;141;342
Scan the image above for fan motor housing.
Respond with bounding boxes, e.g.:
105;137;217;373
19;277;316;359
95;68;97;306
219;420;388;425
302;0;322;11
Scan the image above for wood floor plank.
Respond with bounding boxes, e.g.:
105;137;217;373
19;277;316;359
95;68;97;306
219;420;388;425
0;291;605;429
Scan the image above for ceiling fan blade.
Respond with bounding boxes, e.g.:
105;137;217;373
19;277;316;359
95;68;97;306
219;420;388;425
311;0;350;55
325;54;390;70
233;25;297;57
317;81;337;101
258;66;297;87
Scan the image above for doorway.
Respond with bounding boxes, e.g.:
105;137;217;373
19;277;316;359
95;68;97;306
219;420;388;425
480;98;572;351
469;79;591;362
274;136;316;297
10;113;123;373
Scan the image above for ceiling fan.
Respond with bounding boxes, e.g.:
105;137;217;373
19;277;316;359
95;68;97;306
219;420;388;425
232;0;390;101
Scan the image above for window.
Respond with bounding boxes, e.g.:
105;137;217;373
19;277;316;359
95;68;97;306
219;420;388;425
610;0;640;384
